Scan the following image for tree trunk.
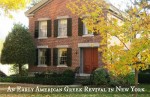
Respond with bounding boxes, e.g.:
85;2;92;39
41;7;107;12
18;64;22;76
134;69;139;97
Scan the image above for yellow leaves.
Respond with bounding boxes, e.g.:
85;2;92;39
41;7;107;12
67;0;150;77
105;64;131;77
0;0;31;13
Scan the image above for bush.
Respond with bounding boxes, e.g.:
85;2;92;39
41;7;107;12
0;70;75;85
91;68;110;85
138;73;150;84
62;69;75;77
109;73;135;87
138;69;150;84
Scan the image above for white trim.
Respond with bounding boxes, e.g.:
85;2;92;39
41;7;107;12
57;65;68;67
37;65;48;67
38;18;51;21
38;37;48;39
77;73;91;76
78;43;99;47
57;36;68;38
56;45;69;48
37;45;48;48
82;34;94;37
57;16;70;19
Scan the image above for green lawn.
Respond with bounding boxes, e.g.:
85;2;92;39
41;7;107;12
0;83;149;97
0;93;150;97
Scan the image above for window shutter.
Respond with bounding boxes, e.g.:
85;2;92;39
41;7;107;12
54;20;58;37
53;48;58;66
47;20;51;37
46;48;51;66
34;49;38;66
78;18;83;36
35;21;39;38
67;48;72;67
67;18;72;36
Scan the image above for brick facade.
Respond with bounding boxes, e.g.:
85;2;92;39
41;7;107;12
27;0;103;73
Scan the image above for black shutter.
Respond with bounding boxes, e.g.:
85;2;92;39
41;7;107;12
67;48;72;67
67;18;72;36
35;21;39;38
47;20;51;37
46;48;51;66
53;48;58;66
54;19;58;37
34;49;38;66
78;18;83;36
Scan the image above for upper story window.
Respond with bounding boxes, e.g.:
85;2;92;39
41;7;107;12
34;19;51;39
39;21;47;38
58;19;67;37
78;18;96;37
83;23;93;35
54;18;72;38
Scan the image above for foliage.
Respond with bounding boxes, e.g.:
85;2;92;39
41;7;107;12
62;69;75;77
109;73;135;87
67;0;150;78
34;70;75;85
27;0;41;9
10;64;28;76
0;0;30;15
91;68;110;85
0;70;7;77
0;70;75;85
0;40;3;53
138;69;150;83
0;23;36;75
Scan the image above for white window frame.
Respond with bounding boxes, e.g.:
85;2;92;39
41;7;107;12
57;48;68;67
58;19;67;38
38;21;47;39
82;22;94;37
38;48;47;67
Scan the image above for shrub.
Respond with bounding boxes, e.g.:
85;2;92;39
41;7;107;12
138;69;150;84
0;70;75;85
91;68;110;85
138;73;150;84
109;73;135;87
62;69;75;77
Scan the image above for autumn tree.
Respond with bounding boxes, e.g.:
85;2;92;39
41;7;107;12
0;23;36;76
67;0;150;88
0;0;30;16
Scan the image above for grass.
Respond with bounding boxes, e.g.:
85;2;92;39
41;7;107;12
0;83;149;97
0;93;150;97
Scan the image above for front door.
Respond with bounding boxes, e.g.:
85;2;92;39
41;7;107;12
83;48;98;74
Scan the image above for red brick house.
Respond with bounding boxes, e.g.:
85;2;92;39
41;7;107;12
25;0;121;75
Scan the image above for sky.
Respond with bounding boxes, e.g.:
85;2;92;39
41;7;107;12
0;0;127;40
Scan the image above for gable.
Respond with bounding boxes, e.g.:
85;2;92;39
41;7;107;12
25;0;53;17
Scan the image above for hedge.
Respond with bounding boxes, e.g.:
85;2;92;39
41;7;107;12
0;69;75;85
138;73;150;84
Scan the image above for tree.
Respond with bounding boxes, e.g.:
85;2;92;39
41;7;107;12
67;0;150;90
27;0;41;9
0;23;36;76
0;0;30;16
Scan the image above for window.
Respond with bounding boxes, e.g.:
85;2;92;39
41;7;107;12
83;23;93;35
58;19;67;37
39;21;47;38
58;49;67;65
38;49;46;65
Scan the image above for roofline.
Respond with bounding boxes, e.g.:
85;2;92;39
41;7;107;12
25;0;127;18
25;0;53;17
